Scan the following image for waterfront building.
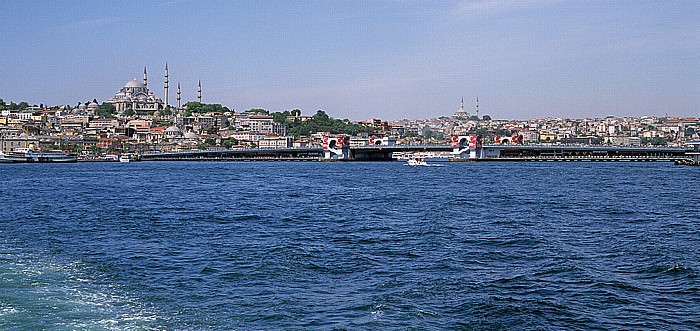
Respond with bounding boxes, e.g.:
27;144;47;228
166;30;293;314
258;136;294;148
0;136;38;153
238;115;287;135
97;137;122;151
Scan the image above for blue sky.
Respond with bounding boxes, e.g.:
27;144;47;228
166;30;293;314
1;0;698;120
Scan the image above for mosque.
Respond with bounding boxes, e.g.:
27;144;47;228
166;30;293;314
108;65;201;115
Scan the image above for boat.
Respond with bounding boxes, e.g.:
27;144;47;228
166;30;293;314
104;154;119;161
0;148;78;163
119;155;131;162
406;156;428;166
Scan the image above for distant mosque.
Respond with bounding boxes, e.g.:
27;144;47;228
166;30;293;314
108;64;201;115
452;96;479;119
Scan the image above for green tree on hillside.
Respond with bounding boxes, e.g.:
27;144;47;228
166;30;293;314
245;108;269;115
283;110;376;137
184;102;230;116
96;103;116;118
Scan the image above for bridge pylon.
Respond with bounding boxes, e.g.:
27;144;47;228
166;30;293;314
451;134;483;159
323;135;350;159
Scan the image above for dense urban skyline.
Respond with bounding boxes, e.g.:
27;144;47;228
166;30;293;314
1;0;698;121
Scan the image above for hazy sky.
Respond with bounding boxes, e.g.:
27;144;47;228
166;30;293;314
1;0;698;121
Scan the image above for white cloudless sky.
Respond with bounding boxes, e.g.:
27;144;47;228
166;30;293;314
1;0;698;121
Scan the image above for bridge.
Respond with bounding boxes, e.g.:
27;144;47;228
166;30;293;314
139;143;688;162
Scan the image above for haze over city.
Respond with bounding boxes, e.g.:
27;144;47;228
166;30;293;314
1;0;698;121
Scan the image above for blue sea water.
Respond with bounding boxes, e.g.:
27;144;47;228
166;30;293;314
0;161;699;330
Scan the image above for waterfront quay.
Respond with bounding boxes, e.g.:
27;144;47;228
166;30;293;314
138;144;689;162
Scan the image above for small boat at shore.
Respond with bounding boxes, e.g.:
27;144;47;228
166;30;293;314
0;148;78;163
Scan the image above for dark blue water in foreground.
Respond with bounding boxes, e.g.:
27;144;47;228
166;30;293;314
0;161;699;330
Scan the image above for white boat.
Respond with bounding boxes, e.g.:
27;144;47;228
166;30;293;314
0;148;77;163
406;157;428;166
119;155;131;162
105;154;119;161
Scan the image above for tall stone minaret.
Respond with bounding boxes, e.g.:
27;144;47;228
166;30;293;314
143;66;147;88
460;97;464;113
164;63;169;108
476;96;479;119
197;80;202;103
177;82;181;110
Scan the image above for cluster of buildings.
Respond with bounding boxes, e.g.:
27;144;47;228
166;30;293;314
1;66;698;157
394;98;699;147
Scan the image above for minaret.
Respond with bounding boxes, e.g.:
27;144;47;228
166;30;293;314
460;97;464;113
197;80;202;103
164;63;169;108
143;66;147;88
476;96;479;119
177;82;181;110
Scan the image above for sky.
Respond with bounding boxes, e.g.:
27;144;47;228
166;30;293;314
1;0;698;121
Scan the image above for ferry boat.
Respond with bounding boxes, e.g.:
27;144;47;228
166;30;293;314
406;157;428;166
0;148;78;163
119;155;131;162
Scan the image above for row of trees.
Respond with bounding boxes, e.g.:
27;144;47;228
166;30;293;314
0;99;31;110
273;110;377;136
184;102;230;117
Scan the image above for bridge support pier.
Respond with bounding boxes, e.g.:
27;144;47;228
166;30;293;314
451;134;482;159
323;135;350;160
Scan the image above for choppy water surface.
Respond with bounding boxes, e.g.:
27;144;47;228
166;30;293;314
0;161;698;329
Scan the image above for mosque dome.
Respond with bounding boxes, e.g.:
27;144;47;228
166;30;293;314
125;80;145;88
165;126;181;133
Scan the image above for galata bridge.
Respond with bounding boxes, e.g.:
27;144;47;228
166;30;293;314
139;134;690;162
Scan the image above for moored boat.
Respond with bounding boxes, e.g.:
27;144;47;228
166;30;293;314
0;148;77;163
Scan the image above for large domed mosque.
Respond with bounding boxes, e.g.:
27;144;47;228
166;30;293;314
107;64;201;115
107;66;164;114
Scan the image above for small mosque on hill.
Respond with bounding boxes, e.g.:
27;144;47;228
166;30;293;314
107;65;201;115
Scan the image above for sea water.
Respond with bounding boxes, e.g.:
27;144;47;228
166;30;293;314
0;161;698;330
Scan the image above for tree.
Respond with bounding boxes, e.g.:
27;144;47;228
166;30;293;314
482;115;492;121
124;108;135;117
185;102;230;116
291;109;301;117
245;108;269;115
96;103;116;118
204;138;216;146
284;109;377;137
158;106;173;116
223;138;238;148
650;136;668;145
272;110;291;123
469;115;480;121
90;145;102;155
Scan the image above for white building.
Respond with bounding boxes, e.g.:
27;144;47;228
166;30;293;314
259;136;293;148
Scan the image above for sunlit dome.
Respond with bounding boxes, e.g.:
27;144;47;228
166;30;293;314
124;80;145;88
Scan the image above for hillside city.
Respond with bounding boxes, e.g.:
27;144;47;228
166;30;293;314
0;75;698;158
